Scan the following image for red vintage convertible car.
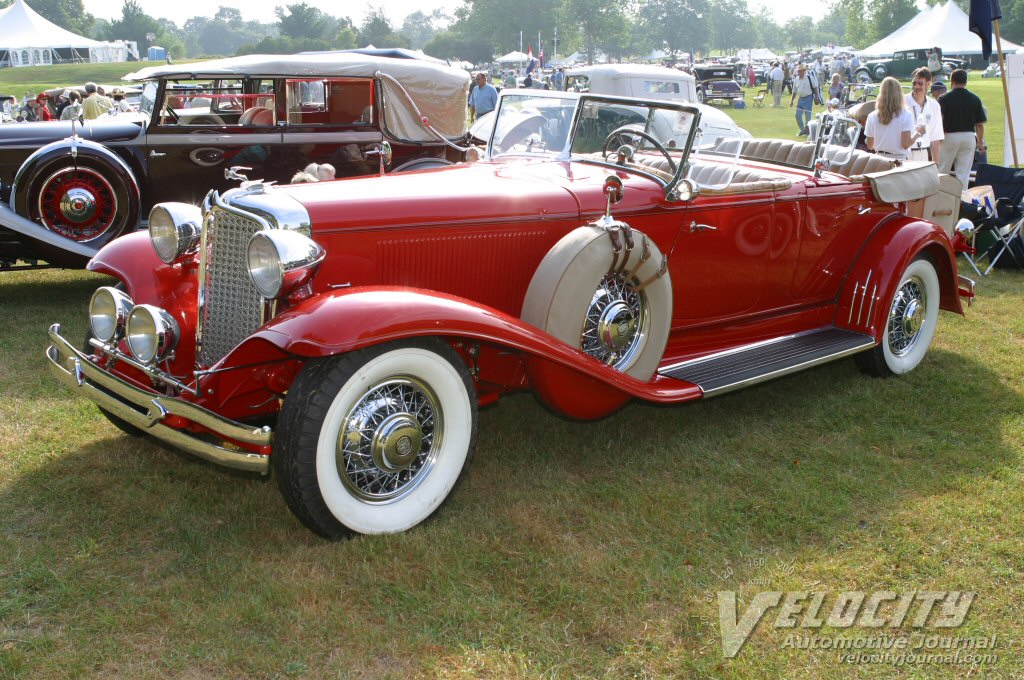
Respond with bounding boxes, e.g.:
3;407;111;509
45;90;975;538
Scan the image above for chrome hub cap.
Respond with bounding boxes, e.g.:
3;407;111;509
60;187;97;223
888;276;926;356
581;274;648;370
337;377;441;502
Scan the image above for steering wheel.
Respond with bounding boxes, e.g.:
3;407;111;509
602;125;677;176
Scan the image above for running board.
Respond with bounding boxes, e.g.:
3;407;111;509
660;327;876;398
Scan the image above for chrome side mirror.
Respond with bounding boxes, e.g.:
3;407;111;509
367;141;393;176
955;218;977;240
603;174;623;218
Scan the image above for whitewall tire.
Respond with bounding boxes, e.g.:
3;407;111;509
274;339;476;538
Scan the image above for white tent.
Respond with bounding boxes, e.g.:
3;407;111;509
858;1;1021;57
736;48;779;62
495;51;530;64
0;0;128;67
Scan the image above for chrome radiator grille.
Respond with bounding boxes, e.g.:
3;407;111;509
197;207;264;367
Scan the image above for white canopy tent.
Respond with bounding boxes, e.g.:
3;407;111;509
736;48;779;62
0;0;128;67
858;1;1021;57
495;51;530;64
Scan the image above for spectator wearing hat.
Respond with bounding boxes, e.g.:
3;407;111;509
31;92;53;121
904;67;943;162
930;81;947;100
110;87;133;113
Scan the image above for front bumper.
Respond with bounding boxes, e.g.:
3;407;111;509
47;323;272;474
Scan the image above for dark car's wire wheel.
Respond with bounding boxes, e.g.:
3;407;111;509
522;225;672;381
856;257;940;377
37;166;119;241
274;338;477;538
16;149;140;248
873;65;887;81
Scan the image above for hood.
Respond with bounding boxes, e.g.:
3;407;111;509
0;117;145;147
279;160;589;232
277;158;671;235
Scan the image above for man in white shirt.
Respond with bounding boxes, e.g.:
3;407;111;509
769;62;784;107
904;67;944;162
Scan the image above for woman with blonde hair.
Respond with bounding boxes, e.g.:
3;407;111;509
864;77;924;161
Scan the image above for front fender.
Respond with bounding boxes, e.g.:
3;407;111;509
239;287;702;405
836;216;962;340
86;231;197;303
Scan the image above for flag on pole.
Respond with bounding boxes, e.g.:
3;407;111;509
526;45;537;74
539;44;545;68
969;0;1002;60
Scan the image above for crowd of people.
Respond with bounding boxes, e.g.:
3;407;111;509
15;81;136;123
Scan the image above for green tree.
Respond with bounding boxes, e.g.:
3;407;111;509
559;0;629;63
400;10;449;49
637;0;710;59
104;0;178;55
276;2;330;40
784;16;816;50
424;30;493;63
867;0;917;44
358;9;409;48
751;7;785;51
708;0;756;52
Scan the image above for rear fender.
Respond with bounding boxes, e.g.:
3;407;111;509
238;287;702;407
836;216;962;340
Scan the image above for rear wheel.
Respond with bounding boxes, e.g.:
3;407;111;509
856;257;940;377
873;65;887;81
274;339;477;538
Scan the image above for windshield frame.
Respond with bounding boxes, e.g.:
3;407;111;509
486;90;704;189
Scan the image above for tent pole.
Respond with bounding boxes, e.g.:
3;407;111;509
994;19;1018;166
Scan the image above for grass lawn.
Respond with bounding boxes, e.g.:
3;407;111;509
1;61;1024;678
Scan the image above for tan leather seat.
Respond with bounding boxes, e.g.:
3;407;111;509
239;106;273;126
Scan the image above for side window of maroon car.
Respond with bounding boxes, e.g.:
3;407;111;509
286;78;374;126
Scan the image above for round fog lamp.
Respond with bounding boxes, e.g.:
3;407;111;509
89;286;134;343
149;203;202;264
126;304;179;364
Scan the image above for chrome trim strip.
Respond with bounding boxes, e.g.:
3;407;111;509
699;337;876;398
856;270;873;327
47;324;271;474
659;327;826;375
866;283;878;327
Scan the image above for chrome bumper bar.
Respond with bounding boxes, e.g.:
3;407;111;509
46;323;271;474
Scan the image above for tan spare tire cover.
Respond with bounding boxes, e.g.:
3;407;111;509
522;225;672;381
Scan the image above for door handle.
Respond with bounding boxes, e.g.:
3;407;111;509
689;221;717;233
149;150;166;158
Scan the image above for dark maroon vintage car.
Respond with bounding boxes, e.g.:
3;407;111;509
46;90;975;538
693;65;745;104
0;53;469;270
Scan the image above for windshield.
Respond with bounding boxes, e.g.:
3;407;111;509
140;81;157;115
488;92;750;191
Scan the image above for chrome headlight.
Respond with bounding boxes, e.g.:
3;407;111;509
149;202;203;264
89;286;134;343
955;218;978;240
126;304;179;364
246;230;325;299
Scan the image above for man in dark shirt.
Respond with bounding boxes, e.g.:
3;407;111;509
937;69;986;190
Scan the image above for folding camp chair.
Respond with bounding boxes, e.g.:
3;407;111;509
962;164;1024;275
752;89;767;108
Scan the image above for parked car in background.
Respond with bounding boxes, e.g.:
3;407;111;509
47;88;972;538
981;63;1001;78
0;52;470;270
691;65;745;104
854;49;967;83
0;95;15;123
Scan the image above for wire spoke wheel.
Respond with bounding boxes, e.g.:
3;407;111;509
37;166;118;242
337;376;441;503
580;273;649;371
887;276;927;357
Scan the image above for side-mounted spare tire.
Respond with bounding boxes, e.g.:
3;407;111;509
12;138;140;250
522;224;672;382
